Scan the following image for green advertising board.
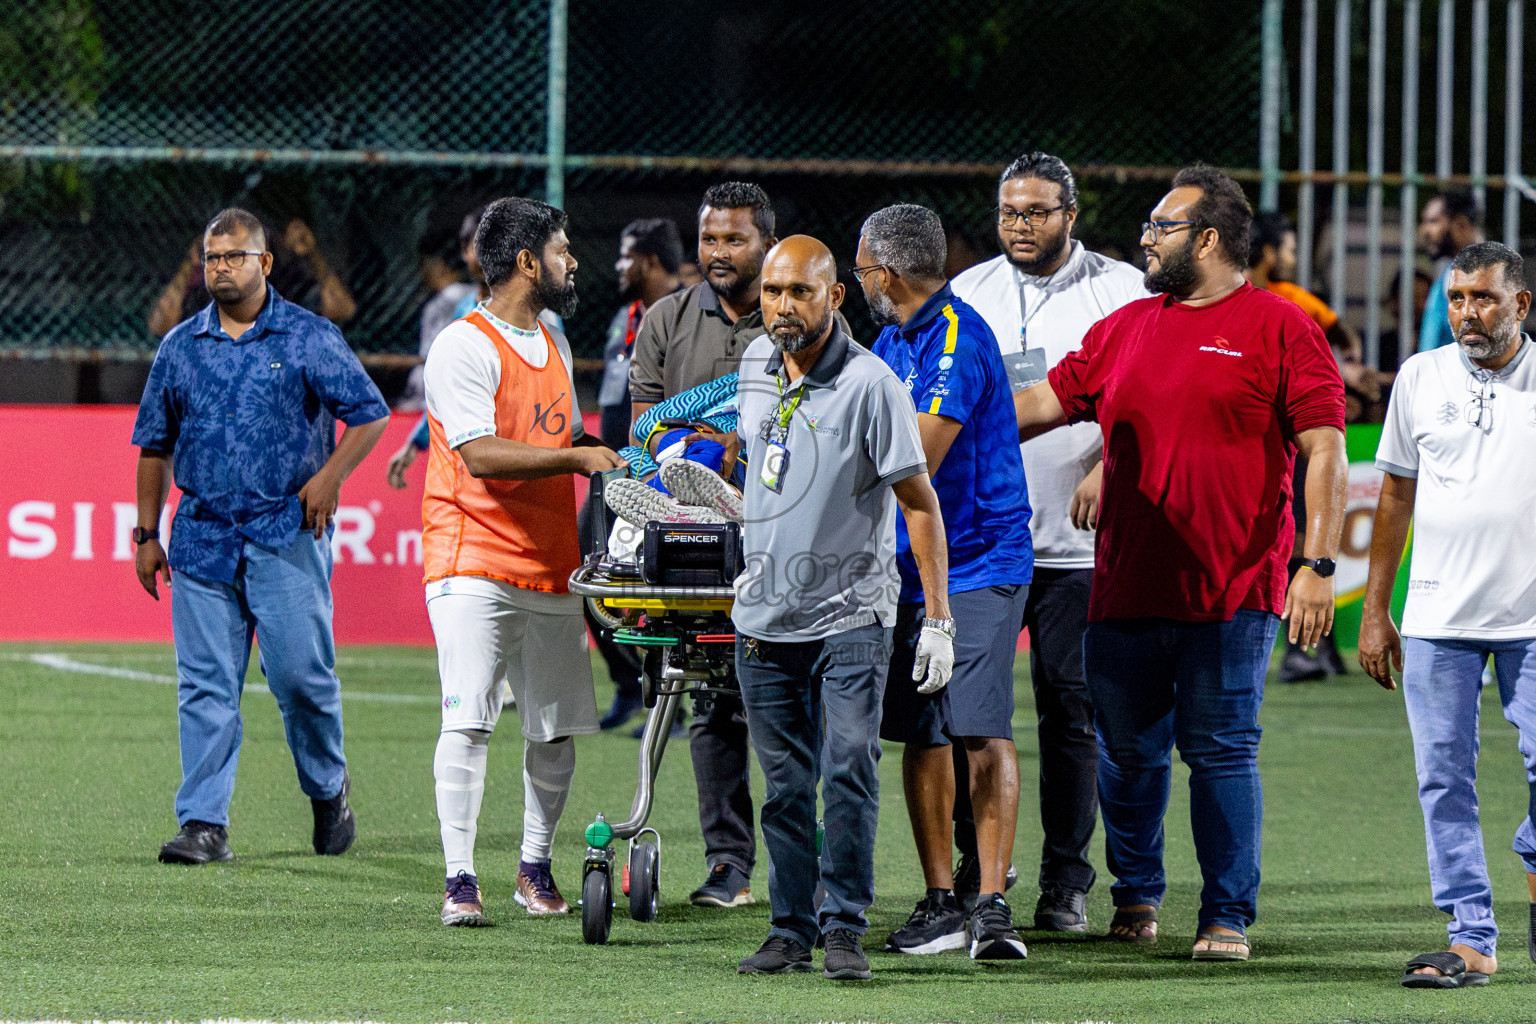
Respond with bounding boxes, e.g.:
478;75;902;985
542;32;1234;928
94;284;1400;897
1330;423;1411;647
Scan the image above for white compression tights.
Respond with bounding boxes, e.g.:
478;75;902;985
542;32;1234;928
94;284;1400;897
434;728;490;878
521;737;575;864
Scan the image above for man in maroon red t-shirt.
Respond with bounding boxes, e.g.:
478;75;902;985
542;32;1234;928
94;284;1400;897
1014;166;1347;962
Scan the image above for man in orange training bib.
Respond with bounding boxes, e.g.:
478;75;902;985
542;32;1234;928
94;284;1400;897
421;198;625;926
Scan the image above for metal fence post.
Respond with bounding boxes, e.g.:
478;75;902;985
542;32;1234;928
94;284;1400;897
1260;0;1285;212
1400;0;1421;361
1505;0;1524;247
1364;0;1386;370
1470;0;1488;211
546;0;568;210
1331;0;1353;314
1299;0;1320;291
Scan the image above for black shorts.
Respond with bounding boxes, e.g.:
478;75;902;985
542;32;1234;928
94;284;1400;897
879;583;1029;745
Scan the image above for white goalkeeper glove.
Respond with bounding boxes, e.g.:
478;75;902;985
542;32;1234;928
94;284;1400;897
913;619;956;695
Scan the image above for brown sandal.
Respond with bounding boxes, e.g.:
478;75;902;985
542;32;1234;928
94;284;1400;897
1108;906;1158;946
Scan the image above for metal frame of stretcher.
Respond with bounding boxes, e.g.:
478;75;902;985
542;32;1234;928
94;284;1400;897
567;469;740;944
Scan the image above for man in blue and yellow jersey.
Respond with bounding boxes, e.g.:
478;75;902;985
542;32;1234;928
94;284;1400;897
861;204;1036;961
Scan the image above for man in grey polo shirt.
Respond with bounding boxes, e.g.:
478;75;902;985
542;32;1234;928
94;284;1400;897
732;236;955;981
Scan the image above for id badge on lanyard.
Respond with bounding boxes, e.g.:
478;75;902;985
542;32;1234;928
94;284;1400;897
760;374;804;494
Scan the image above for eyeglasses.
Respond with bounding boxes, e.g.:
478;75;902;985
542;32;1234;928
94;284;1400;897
201;249;265;270
1466;372;1498;430
850;263;888;284
997;205;1065;229
1141;220;1197;244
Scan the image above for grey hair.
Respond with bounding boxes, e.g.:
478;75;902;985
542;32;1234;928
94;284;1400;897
859;204;947;281
1451;241;1527;289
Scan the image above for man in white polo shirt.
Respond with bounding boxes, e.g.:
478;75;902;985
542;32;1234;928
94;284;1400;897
952;151;1147;932
1359;242;1536;989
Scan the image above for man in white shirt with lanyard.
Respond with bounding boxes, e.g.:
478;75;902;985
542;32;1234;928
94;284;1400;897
952;151;1148;933
1359;242;1536;989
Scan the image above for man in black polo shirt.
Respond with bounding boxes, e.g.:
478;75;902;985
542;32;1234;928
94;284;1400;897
627;182;778;909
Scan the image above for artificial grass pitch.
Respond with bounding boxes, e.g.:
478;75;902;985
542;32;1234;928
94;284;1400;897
0;640;1532;1024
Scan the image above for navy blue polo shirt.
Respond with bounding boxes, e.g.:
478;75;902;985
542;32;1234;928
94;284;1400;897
132;286;390;584
872;285;1034;603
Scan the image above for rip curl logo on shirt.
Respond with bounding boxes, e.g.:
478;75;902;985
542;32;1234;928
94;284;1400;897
1198;335;1244;358
1436;401;1459;426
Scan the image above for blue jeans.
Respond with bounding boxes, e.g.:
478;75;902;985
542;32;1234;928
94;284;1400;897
1084;610;1279;934
170;533;348;826
736;623;891;949
1402;635;1536;957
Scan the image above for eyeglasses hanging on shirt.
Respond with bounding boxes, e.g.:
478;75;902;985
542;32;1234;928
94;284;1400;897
1466;371;1499;431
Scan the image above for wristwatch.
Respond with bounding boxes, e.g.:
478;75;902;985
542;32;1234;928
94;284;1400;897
922;617;957;637
131;527;159;545
1296;557;1336;578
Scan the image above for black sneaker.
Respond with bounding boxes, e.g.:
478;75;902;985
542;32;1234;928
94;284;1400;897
1280;641;1327;682
884;889;966;954
1317;631;1347;676
969;894;1028;961
737;935;813;974
312;771;356;856
822;928;871;980
158;820;233;864
599;692;643;730
690;863;754;908
1034;885;1088;932
954;854;1018;914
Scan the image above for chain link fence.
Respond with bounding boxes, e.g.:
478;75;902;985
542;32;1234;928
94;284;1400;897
0;0;1263;398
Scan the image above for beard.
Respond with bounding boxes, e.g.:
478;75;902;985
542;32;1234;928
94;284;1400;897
770;307;833;354
536;266;579;319
1143;234;1200;296
1456;308;1520;362
706;257;761;302
863;286;900;328
1001;227;1070;275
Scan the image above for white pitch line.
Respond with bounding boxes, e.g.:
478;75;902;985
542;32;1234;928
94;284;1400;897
14;652;435;705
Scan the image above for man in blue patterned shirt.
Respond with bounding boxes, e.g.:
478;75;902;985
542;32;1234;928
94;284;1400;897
132;208;391;865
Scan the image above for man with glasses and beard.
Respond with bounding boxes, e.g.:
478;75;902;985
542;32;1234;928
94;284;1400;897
1012;166;1348;962
952;152;1148;933
421;197;625;926
732;235;952;979
1359;243;1536;990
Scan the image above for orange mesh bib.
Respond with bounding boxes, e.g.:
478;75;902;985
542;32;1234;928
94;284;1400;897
422;312;582;593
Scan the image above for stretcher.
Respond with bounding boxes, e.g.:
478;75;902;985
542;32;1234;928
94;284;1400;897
567;470;743;944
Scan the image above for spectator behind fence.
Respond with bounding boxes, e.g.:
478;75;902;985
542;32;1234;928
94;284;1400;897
149;212;356;337
1380;265;1435;374
601;219;684;451
860;204;1034;962
1359;242;1536;990
952;151;1149;935
1418;191;1485;353
397;224;478;411
1012;166;1348;962
132;207;390;866
732;235;951;981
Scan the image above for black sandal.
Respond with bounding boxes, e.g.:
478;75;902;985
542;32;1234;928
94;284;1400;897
1400;950;1490;989
1108;906;1158;946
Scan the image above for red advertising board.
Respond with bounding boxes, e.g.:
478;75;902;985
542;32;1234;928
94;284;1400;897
0;406;596;645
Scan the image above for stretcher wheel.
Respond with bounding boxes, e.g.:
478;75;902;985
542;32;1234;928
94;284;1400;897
582;867;613;944
628;841;659;922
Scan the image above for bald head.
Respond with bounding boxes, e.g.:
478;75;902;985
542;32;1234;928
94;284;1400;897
760;235;844;355
763;234;838;286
